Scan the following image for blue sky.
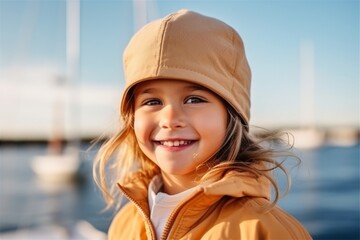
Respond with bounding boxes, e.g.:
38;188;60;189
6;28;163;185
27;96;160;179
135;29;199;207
0;0;359;138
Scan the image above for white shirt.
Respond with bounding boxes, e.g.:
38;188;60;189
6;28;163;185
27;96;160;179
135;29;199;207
148;175;196;239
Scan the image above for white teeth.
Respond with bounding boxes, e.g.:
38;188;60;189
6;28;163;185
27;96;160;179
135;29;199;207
160;140;192;147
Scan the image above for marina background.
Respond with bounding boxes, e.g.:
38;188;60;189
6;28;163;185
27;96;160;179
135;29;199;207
0;0;359;239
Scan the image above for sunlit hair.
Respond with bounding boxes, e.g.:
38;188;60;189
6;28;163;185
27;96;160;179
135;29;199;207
198;103;297;210
93;88;297;211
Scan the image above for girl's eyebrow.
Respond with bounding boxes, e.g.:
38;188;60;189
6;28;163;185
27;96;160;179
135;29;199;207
135;87;158;95
184;84;208;92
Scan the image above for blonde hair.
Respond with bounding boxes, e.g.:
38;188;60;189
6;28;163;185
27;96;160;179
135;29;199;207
93;93;296;210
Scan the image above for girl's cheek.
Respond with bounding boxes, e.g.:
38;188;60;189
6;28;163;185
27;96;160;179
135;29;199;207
133;113;143;139
134;112;152;142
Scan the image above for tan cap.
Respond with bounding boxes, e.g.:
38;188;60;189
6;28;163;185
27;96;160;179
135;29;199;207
121;9;251;124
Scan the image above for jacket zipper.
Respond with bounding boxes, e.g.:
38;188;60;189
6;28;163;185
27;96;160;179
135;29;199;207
160;191;203;240
118;184;157;240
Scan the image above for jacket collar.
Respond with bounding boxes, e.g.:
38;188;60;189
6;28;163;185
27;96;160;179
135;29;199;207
118;170;270;206
200;171;270;200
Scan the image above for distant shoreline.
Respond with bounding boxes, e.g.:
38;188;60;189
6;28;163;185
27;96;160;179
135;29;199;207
1;126;359;149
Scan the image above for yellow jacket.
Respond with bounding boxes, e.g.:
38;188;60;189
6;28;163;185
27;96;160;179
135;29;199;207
108;171;312;240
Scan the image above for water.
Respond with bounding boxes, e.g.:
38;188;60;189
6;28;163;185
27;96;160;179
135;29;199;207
278;145;360;240
0;143;113;235
0;142;359;239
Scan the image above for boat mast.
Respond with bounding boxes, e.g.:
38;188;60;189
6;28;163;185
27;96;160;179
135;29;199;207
66;0;80;143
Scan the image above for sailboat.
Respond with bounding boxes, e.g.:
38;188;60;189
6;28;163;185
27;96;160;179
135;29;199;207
32;0;80;183
31;77;80;183
32;149;80;183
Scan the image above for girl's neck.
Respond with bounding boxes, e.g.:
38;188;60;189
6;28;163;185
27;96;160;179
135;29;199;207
160;171;201;195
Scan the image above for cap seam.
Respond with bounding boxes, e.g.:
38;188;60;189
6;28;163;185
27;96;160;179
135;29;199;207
156;13;176;75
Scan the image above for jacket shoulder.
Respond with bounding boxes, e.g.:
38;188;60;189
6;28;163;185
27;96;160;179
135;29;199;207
197;197;311;240
232;197;312;240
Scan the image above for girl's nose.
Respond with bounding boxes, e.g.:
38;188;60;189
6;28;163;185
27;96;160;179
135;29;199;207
159;104;186;129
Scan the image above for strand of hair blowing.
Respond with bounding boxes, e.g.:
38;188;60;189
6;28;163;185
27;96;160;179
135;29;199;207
199;105;296;211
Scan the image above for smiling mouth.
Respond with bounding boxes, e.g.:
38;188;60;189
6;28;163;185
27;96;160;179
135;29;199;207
156;140;194;147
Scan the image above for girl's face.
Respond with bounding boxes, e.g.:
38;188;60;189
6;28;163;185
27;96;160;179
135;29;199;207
133;79;227;178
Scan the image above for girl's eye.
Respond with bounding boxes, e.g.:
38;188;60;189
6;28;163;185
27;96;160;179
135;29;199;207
185;96;206;104
143;99;161;106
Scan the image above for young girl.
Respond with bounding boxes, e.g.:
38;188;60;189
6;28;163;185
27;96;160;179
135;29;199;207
94;9;312;239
